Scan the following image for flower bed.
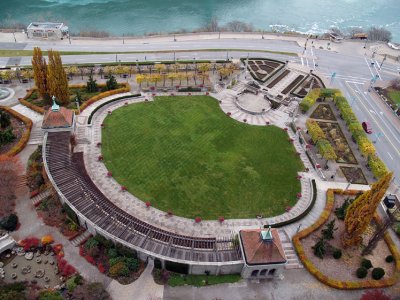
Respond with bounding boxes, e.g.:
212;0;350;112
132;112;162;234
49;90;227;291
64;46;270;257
19;82;130;115
79;235;144;284
0;106;32;156
310;103;337;121
293;189;400;289
340;166;368;185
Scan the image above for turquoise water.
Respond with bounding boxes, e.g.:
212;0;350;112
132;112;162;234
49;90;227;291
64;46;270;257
1;0;399;41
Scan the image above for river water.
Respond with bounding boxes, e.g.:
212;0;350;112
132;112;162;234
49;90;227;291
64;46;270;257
1;0;399;41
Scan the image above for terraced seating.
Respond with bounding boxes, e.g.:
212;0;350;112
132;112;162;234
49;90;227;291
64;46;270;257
44;132;242;263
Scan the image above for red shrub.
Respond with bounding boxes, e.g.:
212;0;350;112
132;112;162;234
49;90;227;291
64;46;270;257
360;289;391;300
85;255;96;265
30;190;40;198
52;244;63;255
62;264;76;276
79;246;85;256
98;263;106;273
21;237;40;251
218;216;225;223
195;217;202;223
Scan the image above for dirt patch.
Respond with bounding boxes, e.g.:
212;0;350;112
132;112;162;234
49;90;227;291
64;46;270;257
310;104;337;121
340;166;368;185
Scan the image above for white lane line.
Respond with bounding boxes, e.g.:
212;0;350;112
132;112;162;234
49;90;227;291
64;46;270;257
301;57;304;66
310;47;316;70
364;57;375;77
388;152;394;160
371;60;382;80
346;81;400;156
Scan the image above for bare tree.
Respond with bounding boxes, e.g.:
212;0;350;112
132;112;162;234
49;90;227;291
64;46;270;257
367;26;392;42
347;27;364;38
225;21;254;32
205;17;219;32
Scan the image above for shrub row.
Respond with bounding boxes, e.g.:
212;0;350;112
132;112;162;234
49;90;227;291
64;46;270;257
333;92;387;178
19;89;46;114
299;89;321;112
87;94;141;124
76;82;131;113
292;189;400;289
316;139;337;161
0;106;33;156
306;119;325;143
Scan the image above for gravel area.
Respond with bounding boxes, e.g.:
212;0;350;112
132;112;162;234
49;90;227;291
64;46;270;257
301;194;395;282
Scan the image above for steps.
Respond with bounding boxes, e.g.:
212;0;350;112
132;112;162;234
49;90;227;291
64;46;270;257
31;189;51;206
28;127;44;145
278;229;304;270
70;230;92;247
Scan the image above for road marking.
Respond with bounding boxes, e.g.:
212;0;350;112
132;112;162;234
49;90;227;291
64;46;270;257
345;81;400;157
364;57;375;77
388;152;394;160
301;57;304;66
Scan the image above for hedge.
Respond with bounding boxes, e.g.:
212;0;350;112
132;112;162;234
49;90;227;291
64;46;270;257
0;106;33;156
19;89;46;114
293;189;400;289
332;91;388;178
368;154;388;179
87;94;141;124
299;89;321;112
268;179;318;228
316;139;337;161
76;82;131;113
306;119;325;143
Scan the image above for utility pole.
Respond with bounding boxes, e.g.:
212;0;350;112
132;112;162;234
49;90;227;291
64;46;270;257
122;34;124;44
380;54;387;69
12;32;16;43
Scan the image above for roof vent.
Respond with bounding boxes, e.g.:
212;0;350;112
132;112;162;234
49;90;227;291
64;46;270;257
260;226;273;242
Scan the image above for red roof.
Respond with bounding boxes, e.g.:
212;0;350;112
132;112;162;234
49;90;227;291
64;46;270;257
240;229;286;265
42;107;74;129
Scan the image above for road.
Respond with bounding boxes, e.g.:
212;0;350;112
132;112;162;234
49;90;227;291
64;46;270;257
1;36;400;184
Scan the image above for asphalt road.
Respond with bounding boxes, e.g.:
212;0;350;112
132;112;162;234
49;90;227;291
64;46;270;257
1;37;400;184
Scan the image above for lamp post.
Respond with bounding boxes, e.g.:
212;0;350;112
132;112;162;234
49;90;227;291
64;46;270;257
75;97;81;114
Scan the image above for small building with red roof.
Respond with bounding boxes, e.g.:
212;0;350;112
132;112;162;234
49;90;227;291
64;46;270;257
239;227;287;279
42;96;75;133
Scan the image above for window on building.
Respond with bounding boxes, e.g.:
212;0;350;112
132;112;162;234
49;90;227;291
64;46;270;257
260;269;268;276
268;268;276;276
251;270;259;277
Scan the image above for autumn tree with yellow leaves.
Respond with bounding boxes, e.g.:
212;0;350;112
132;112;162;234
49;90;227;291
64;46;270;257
32;47;50;103
342;172;393;248
47;49;69;105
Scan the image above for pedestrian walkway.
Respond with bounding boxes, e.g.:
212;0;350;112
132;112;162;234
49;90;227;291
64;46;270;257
11;103;44;123
107;259;164;300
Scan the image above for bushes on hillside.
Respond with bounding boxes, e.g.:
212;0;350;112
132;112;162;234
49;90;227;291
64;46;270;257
0;213;18;231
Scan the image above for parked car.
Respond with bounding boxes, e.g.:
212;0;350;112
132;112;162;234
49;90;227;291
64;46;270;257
362;121;372;134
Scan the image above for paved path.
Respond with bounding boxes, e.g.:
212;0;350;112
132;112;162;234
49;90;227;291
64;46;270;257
11;143;163;300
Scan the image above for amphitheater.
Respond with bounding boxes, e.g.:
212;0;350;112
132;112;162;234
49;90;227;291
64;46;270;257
40;59;327;278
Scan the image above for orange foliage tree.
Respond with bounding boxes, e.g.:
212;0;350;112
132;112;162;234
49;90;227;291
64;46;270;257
0;155;23;217
342;172;393;248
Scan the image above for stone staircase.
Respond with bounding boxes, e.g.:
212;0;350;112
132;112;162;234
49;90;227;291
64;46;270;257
31;189;51;206
28;125;44;145
278;229;303;270
70;230;92;247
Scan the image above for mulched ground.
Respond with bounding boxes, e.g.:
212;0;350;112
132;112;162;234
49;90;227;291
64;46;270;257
0;113;27;155
300;193;395;282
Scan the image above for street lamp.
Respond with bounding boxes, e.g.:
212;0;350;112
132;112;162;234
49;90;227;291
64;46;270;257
75;97;81;114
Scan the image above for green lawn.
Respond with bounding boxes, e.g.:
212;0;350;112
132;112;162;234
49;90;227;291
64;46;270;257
388;89;400;105
102;96;303;219
167;273;241;287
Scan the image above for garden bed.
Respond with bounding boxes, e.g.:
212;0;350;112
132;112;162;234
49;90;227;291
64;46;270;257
23;83;127;110
244;59;285;82
282;75;305;94
340;166;368;185
316;121;357;164
310;104;337;121
0;108;29;156
79;235;144;285
293;189;399;289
